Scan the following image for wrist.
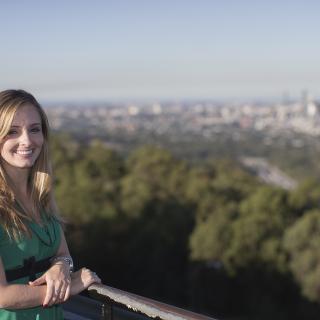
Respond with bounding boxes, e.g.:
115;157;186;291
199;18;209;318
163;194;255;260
70;270;83;296
50;256;74;274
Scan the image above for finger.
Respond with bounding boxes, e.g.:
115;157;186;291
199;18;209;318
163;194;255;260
43;280;54;306
59;281;69;302
92;271;100;280
90;272;101;285
29;275;46;286
49;281;63;306
63;281;71;302
92;273;100;282
58;283;66;302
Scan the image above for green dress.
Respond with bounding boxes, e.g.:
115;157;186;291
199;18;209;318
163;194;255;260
0;215;64;320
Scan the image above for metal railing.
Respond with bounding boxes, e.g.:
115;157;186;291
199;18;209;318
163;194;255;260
86;283;216;320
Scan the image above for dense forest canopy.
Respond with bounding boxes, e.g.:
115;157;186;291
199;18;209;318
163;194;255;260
51;132;320;320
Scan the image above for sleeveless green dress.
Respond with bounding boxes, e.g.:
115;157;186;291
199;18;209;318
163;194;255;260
0;215;64;320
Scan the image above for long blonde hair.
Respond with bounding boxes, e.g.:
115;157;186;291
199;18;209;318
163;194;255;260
0;89;61;239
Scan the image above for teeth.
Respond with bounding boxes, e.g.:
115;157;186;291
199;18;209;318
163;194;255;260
16;150;32;155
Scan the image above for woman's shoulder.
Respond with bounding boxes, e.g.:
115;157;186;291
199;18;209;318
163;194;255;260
0;220;9;243
41;210;61;224
39;212;63;236
0;212;5;236
40;207;64;225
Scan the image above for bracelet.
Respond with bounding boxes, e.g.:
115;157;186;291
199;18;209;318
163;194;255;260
50;256;74;273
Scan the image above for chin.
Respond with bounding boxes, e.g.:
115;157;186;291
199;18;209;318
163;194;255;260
15;161;36;169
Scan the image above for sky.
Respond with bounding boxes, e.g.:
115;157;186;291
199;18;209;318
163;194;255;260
0;0;320;102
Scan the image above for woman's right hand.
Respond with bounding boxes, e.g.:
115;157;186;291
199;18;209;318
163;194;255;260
70;268;101;296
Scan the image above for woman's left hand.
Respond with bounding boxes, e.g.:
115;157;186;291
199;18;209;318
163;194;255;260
29;262;71;307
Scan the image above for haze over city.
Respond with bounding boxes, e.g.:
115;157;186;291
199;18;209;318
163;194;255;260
1;0;320;102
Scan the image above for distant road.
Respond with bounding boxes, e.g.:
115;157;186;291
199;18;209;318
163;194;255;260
240;157;297;190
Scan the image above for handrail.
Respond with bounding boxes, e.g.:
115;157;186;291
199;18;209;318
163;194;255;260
88;283;217;320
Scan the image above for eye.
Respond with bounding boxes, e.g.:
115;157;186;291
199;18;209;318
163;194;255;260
7;129;17;135
30;127;41;133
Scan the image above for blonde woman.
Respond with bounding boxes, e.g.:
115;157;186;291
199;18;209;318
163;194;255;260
0;89;100;319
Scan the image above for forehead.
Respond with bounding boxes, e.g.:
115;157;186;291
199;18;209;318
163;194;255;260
11;103;41;126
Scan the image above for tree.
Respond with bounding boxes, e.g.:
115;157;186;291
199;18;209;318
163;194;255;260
189;160;260;269
120;145;188;217
225;186;290;272
288;178;320;215
284;209;320;302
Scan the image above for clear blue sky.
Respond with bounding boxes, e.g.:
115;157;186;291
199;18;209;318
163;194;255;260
0;0;319;102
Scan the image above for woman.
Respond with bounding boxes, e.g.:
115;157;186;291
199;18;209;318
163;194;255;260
0;89;101;319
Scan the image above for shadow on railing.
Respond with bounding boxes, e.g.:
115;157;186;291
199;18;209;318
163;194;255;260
63;283;217;320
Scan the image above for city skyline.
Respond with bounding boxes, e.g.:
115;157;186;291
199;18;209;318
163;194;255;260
1;0;320;102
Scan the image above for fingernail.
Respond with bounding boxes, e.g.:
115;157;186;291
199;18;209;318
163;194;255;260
43;304;48;308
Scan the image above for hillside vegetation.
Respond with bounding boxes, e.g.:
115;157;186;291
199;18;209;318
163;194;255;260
51;133;320;320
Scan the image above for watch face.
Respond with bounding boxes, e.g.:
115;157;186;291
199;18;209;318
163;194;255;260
69;259;74;272
51;256;74;272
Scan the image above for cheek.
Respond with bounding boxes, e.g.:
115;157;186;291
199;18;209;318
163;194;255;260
40;138;44;148
35;135;44;148
0;141;9;158
35;138;45;156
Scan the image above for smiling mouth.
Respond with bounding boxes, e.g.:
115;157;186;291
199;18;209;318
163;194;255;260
15;150;33;155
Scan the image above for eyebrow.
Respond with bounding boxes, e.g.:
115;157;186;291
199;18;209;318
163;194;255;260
11;123;42;128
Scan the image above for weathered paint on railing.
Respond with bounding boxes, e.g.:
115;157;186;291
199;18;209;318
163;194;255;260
88;283;216;320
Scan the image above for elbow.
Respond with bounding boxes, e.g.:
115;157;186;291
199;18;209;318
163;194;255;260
0;286;10;309
0;302;8;309
0;298;8;309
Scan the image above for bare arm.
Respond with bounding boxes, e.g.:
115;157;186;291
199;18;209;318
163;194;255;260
0;257;101;309
55;226;71;257
29;226;72;306
0;257;46;309
0;224;71;308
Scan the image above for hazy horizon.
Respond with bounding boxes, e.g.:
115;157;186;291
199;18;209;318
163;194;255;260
1;0;319;102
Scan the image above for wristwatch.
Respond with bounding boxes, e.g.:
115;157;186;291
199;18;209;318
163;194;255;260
51;256;74;273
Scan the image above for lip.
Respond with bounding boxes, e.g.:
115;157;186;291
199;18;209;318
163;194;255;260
14;150;34;156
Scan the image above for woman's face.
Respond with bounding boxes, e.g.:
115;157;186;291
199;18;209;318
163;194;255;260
0;104;44;171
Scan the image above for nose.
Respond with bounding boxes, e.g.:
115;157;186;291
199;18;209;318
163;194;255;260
18;130;32;146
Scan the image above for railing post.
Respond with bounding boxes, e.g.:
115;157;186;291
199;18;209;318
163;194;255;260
101;302;113;320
